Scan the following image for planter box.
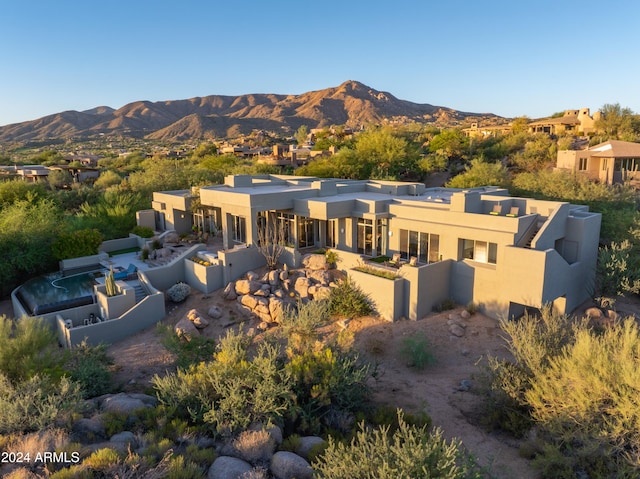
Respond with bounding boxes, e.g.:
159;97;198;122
348;268;404;322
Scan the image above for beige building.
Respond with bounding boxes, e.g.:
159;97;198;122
528;108;600;135
556;140;640;185
147;175;600;321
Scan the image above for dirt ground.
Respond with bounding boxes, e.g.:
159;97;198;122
4;291;638;479
101;287;537;479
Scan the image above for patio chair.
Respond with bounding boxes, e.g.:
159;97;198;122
409;256;418;266
506;206;519;217
390;253;402;265
489;204;501;215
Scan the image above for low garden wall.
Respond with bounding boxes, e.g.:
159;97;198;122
348;268;404;322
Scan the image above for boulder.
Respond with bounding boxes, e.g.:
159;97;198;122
269;297;285;322
279;270;289;281
110;431;137;448
240;294;259;310
270;451;313;479
72;417;106;442
313;286;332;301
175;317;199;339
246;271;260;282
585;307;603;319
268;270;280;286
449;324;465;337
302;254;329;271
306;269;330;285
208;305;223;319
295;436;326;461
460;309;471;319
100;393;156;414
294;277;311;299
191;315;209;329
223;282;237;301
208;456;252;479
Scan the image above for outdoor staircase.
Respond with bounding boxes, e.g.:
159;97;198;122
133;283;148;303
522;221;544;249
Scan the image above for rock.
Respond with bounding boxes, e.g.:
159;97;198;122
72;417;106;441
257;321;270;331
585;307;603;319
267;425;283;445
268;270;280;286
208;306;223;319
460;309;471;319
279;270;289;281
175;316;200;339
295;436;326;461
246;271;260;282
191;315;209;329
449;324;465;337
240;294;259;310
457;379;473;392
302;254;329;271
100;393;156;414
306;269;330;285
270;451;313;479
208;456;252;479
110;431;137;448
274;289;286;299
294;277;311;299
606;309;619;320
187;309;201;321
223;282;237;301
269;297;285;322
313;286;332;300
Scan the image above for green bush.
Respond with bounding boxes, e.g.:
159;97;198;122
65;342;112;398
51;228;104;261
313;411;487;479
0;374;82;434
280;299;330;352
167;282;191;303
159;324;216;368
329;278;372;318
131;225;155;238
399;332;436;370
0;316;66;383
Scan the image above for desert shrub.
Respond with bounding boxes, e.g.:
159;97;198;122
434;298;457;312
329;278;372;318
232;429;276;465
51;228;104;260
399;332;436;370
132;225;155;238
167;282;191;303
280;299;330;352
0;316;65;383
82;447;122;470
313;411;487;479
166;455;206;479
280;434;302;452
49;466;93;479
153;329;293;434
596;240;640;297
0;374;82;434
64;342;112;398
183;444;217;468
158;323;216;368
287;347;370;434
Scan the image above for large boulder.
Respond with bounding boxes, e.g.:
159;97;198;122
100;393;156;414
294;277;312;299
270;451;313;479
246;271;260;282
208;456;252;479
223;282;237;301
302;254;329;271
306;269;330;285
295;436;326;461
268;270;280;286
240;294;259;310
235;279;263;296
312;286;332;301
269;297;286;322
175;316;200;339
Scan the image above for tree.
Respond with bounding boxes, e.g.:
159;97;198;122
295;125;309;146
51;229;104;260
429;129;469;160
256;212;286;269
595;103;637;140
47;169;73;189
94;170;123;190
446;157;510;188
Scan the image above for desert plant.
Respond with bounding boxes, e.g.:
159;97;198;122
232;429;276;465
435;298;457;312
329;278;372;318
0;374;82;434
132;225;155;238
64;341;112;398
256;212;286;269
158;324;216;368
313;411;487;479
325;249;339;266
399;332;436;370
279;299;330;352
105;268;118;297
166;282;191;303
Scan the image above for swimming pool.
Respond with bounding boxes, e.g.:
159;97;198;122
16;269;104;316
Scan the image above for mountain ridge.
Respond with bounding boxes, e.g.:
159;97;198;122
0;80;503;142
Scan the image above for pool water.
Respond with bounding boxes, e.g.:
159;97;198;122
17;270;104;316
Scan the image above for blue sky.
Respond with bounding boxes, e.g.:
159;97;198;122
1;0;639;127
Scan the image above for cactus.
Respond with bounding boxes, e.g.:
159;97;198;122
105;268;118;297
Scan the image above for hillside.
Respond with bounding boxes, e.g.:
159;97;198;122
0;81;503;142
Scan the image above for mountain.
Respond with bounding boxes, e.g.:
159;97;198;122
0;81;503;142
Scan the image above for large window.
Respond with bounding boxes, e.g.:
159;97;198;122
357;218;373;256
326;219;338;248
578;157;588;171
298;216;316;248
232;215;246;243
461;239;497;264
614;158;640;172
275;212;295;246
399;230;440;263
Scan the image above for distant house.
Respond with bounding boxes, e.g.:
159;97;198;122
556;140;640;185
462;121;512;139
17;165;50;182
528;108;599;136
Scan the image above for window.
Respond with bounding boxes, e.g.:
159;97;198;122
614;158;640;172
460;238;497;264
326;219;337;248
232;215;246;243
357;218;373;256
399;230;440;263
602;158;608;171
578;157;588;171
298;216;315;248
275;212;295;246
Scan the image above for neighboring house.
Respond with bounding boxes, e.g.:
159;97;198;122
17;165;50;182
147;174;601;321
463;121;512;139
556;139;640;185
528;108;599;135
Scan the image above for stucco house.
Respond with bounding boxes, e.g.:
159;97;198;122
556;139;640;185
143;174;601;321
528;108;599;136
